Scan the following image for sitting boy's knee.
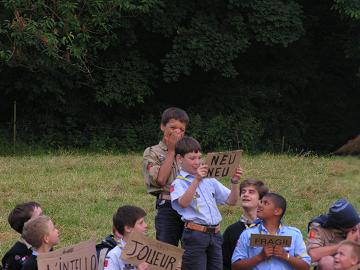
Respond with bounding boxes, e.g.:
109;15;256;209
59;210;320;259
318;256;334;270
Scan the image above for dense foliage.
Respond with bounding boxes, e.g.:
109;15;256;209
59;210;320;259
0;0;359;153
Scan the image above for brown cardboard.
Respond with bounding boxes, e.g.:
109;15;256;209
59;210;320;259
205;150;242;178
250;234;292;247
121;232;184;270
37;240;97;270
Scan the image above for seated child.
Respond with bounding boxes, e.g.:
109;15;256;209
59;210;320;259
170;136;242;270
232;192;311;270
96;228;123;270
104;205;150;270
307;199;360;270
21;216;60;270
222;179;268;270
2;202;43;270
334;240;360;270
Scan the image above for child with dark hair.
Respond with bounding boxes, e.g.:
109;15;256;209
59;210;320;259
222;179;268;270
143;107;189;247
232;193;311;270
21;216;59;270
170;136;243;270
2;202;43;270
104;205;150;270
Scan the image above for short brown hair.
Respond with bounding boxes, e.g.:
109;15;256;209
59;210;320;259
161;107;189;126
339;240;360;262
175;136;202;156
240;179;268;199
22;215;51;249
113;205;146;235
8;202;41;233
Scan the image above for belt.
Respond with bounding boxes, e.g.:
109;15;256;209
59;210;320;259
158;193;171;200
185;222;220;234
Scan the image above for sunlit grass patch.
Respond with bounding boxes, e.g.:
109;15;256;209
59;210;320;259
0;153;359;258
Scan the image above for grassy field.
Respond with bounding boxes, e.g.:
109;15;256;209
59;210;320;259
0;152;359;258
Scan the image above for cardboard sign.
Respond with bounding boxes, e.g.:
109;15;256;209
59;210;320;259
37;240;97;270
206;150;242;178
121;232;184;270
250;234;292;247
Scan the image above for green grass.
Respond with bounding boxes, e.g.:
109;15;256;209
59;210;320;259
1;153;359;258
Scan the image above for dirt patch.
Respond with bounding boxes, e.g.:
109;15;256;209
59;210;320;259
334;135;360;155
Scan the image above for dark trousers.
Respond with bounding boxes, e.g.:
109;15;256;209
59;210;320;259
181;228;223;270
155;199;184;246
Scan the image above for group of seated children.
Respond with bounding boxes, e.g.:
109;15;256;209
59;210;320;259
1;191;359;270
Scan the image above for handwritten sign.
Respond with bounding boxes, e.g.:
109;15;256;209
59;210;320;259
206;150;242;178
121;232;184;270
250;234;292;247
37;240;97;270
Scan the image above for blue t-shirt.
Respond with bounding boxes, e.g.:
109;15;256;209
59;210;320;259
232;222;311;270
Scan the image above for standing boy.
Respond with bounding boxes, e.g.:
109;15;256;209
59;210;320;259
143;107;189;246
104;205;150;270
170;136;242;270
21;216;60;270
2;202;43;270
232;192;311;270
222;179;268;270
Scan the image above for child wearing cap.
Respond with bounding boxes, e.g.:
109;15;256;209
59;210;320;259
307;199;360;270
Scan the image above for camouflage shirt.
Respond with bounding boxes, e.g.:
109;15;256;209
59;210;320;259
307;222;360;251
143;141;179;196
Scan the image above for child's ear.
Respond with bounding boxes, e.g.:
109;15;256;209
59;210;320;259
274;207;283;217
112;226;123;239
43;234;50;245
176;154;183;163
160;124;166;132
124;225;133;234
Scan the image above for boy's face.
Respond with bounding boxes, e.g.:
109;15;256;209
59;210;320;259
131;217;148;234
161;119;186;139
334;245;358;270
257;196;282;220
32;207;43;218
178;151;202;175
240;185;260;210
45;221;60;247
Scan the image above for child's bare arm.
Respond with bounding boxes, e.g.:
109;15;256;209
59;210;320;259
226;166;243;205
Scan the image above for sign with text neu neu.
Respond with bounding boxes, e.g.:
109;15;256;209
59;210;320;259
121;232;184;270
206;150;242;178
37;240;97;270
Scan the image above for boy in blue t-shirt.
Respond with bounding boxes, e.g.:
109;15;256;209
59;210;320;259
170;136;243;270
232;193;311;270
